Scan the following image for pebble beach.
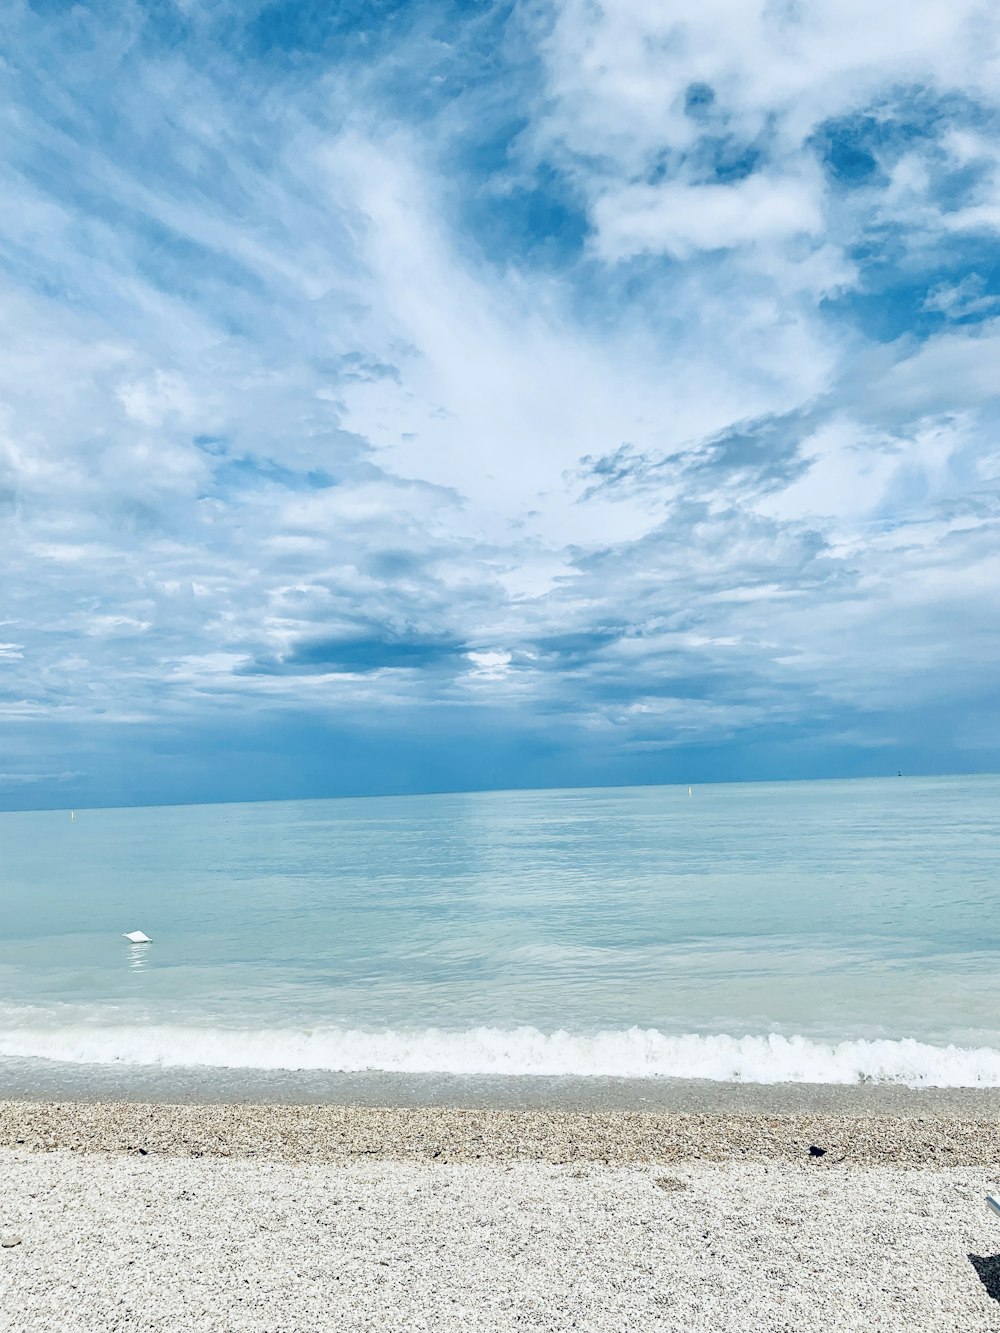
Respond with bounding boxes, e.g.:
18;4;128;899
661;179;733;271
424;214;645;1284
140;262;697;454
2;1100;1000;1331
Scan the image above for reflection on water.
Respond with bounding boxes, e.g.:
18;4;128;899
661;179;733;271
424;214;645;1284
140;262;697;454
126;943;150;973
1;775;999;1047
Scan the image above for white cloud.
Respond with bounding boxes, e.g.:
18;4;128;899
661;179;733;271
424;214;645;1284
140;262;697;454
0;0;998;797
591;174;824;261
537;0;998;161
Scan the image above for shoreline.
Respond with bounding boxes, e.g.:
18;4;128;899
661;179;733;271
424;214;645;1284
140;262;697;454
3;1098;1000;1166
8;1058;1000;1116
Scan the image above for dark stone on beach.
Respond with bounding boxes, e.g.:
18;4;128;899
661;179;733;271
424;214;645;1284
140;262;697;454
808;1145;826;1157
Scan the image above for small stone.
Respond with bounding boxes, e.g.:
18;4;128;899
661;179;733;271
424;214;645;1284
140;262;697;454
654;1176;688;1192
1;1233;22;1248
808;1145;826;1157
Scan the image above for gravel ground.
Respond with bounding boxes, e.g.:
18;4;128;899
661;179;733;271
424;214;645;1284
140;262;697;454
2;1149;1000;1331
3;1099;1000;1166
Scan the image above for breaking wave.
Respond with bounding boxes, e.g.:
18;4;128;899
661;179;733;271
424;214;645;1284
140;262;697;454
3;1023;1000;1086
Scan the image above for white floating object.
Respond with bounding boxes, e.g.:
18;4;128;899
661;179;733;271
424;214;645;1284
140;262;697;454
987;1194;1000;1218
123;931;152;944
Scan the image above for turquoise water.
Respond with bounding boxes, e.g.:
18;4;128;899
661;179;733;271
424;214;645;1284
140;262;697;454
1;775;998;1087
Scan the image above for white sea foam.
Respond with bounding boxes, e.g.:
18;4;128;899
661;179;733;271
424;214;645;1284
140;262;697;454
3;1024;1000;1086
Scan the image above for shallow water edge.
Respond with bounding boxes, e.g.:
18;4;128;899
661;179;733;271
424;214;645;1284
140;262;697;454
6;1059;1000;1117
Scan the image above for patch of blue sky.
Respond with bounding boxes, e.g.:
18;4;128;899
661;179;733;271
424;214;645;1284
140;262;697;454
239;0;445;63
812;106;933;189
453;115;532;177
209;456;337;494
193;435;229;456
814;88;999;192
396;12;539;139
698;136;765;185
192;436;338;494
229;0;522;136
643;134;766;187
443;82;593;268
459;163;590;269
823;233;1000;342
249;632;468;675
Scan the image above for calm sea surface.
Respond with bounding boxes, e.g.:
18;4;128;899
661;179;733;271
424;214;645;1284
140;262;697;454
1;775;998;1092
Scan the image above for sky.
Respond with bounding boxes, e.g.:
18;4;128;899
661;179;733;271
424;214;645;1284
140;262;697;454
1;0;999;809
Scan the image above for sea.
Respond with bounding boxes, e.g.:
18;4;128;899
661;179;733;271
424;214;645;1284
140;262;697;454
1;774;999;1107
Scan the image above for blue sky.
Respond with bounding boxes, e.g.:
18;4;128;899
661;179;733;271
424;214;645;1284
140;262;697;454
2;0;999;808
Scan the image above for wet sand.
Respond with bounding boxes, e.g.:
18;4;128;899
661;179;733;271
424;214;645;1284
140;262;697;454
7;1057;1000;1117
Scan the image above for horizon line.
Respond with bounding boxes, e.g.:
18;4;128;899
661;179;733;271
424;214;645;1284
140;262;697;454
2;768;996;818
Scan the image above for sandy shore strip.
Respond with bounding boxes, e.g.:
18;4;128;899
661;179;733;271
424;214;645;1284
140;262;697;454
3;1147;1000;1331
1;1099;1000;1166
